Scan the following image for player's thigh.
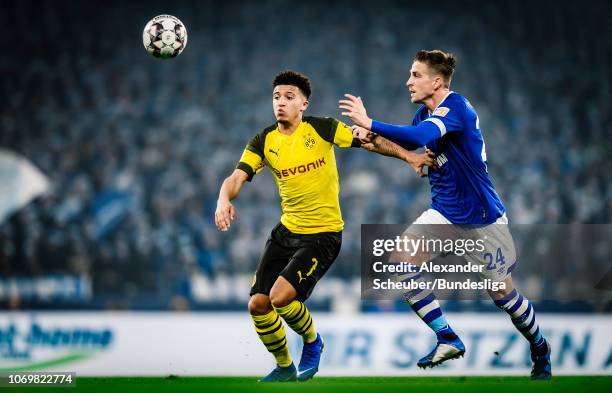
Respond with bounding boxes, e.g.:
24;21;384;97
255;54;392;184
394;209;461;283
250;231;294;298
464;217;517;282
279;232;342;302
396;209;457;265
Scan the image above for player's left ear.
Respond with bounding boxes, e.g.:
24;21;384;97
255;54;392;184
301;99;309;113
433;76;443;90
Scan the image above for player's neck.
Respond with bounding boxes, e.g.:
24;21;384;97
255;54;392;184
425;88;450;113
277;118;302;135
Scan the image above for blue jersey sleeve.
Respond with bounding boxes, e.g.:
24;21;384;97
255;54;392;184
370;98;465;146
371;120;440;146
423;102;464;137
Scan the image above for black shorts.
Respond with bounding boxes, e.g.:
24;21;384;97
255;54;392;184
249;222;342;302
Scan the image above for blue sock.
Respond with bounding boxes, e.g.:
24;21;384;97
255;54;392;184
494;289;545;351
403;273;456;341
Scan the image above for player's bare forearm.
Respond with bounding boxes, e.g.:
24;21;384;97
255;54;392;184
353;126;414;160
366;136;412;160
218;169;248;202
364;136;436;177
215;169;248;231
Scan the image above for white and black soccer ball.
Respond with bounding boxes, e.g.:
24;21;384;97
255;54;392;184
142;15;187;59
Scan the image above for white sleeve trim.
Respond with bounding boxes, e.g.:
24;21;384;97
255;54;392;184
424;117;447;137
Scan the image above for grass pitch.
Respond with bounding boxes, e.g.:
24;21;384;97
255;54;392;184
8;376;611;393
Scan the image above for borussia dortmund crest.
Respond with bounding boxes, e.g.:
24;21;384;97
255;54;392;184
304;133;316;149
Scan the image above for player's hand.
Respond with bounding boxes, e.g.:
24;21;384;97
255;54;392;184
351;125;376;143
339;94;373;130
425;149;438;169
361;141;376;152
408;149;438;177
215;199;236;231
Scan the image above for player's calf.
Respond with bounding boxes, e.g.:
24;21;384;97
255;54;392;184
271;278;323;381
249;294;294;375
274;300;323;380
490;283;552;380
400;270;464;369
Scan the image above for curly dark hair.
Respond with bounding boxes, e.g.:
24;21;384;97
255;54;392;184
272;70;312;99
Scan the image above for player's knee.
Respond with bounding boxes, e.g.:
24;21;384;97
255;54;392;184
269;290;294;308
487;277;514;300
389;249;425;265
387;232;431;264
248;294;272;315
269;276;297;308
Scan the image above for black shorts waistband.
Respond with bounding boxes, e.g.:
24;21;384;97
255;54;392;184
274;222;342;238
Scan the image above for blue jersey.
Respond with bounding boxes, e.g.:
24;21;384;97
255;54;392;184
371;91;505;225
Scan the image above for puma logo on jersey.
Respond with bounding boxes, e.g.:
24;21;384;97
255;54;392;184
268;148;279;156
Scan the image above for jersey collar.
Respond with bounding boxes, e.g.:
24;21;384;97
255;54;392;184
277;120;303;138
428;90;454;116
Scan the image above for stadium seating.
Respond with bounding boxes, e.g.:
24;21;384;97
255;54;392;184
1;0;610;311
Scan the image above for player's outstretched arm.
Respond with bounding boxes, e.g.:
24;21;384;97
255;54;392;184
363;137;436;178
352;125;436;177
215;169;248;231
339;94;441;146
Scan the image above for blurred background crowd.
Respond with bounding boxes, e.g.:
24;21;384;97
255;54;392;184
1;0;610;311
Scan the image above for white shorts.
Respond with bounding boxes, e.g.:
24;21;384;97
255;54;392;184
406;208;516;282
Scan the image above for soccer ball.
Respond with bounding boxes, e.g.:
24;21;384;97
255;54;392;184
142;15;187;59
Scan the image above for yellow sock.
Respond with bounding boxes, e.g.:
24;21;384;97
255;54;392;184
275;300;317;343
251;310;292;367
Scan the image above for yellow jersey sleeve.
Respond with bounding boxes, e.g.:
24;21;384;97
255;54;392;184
332;119;361;148
304;116;361;148
236;133;265;181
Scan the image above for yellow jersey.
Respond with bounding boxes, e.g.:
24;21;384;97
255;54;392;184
237;116;359;234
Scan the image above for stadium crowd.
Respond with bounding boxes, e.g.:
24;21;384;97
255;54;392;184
1;0;610;309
